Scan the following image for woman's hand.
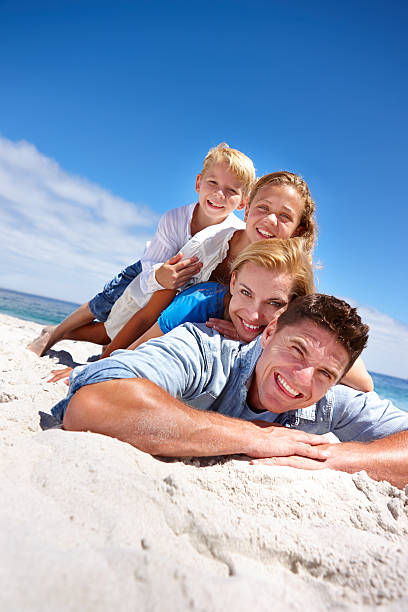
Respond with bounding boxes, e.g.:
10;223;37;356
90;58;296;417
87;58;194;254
46;367;73;384
206;318;240;340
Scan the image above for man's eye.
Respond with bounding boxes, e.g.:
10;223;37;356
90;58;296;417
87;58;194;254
292;345;303;355
319;369;331;379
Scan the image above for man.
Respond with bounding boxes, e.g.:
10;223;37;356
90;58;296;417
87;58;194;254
56;294;408;489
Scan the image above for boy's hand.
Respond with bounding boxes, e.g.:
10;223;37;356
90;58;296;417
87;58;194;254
206;318;240;340
155;253;203;289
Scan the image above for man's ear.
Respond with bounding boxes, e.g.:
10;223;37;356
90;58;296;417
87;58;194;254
244;202;250;222
261;318;278;348
195;174;201;193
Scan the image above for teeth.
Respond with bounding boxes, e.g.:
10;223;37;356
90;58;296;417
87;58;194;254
208;200;223;209
277;374;300;397
242;320;261;331
257;228;274;238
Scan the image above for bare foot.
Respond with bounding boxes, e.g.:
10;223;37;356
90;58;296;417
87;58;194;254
26;326;55;357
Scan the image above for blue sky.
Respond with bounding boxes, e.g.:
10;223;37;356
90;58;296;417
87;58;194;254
0;0;407;375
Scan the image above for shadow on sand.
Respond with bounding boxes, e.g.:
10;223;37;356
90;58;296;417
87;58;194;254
45;348;101;368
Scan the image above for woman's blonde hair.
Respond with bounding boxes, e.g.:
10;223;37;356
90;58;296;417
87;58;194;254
247;171;317;252
201;142;256;198
230;238;315;300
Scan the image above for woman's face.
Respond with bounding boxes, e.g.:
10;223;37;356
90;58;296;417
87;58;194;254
229;262;295;343
245;184;304;243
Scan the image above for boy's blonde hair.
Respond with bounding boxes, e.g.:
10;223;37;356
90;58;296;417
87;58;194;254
230;238;315;300
201;142;256;198
247;171;317;252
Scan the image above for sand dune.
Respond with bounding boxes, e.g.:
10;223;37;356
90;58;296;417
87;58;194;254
1;313;408;611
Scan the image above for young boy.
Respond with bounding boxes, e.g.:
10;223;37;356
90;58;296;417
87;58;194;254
27;143;256;356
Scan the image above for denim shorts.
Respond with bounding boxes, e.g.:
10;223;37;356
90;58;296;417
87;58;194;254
89;260;142;322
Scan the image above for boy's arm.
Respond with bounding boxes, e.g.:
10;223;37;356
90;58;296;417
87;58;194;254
155;253;203;289
139;205;202;292
340;357;374;392
100;289;176;358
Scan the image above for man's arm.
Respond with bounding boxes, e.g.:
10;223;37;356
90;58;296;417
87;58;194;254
252;431;408;489
63;378;331;461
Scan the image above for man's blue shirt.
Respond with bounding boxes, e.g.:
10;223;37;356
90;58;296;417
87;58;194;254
53;323;408;442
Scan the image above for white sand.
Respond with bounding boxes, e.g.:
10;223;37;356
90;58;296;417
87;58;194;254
1;313;408;611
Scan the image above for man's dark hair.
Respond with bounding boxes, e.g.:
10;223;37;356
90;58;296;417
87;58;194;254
276;294;369;375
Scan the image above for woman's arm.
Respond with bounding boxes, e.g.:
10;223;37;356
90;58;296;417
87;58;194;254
340;356;374;392
127;322;164;350
100;289;176;358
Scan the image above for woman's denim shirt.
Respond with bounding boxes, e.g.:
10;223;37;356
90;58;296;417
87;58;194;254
53;323;408;442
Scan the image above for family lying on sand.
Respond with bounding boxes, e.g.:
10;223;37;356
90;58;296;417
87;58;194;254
28;143;408;489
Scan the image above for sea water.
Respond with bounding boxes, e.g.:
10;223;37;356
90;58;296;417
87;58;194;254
369;371;408;413
1;286;407;412
0;287;80;326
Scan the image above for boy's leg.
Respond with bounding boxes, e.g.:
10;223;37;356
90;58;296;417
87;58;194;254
27;261;142;357
89;261;142;323
27;302;95;356
63;321;110;345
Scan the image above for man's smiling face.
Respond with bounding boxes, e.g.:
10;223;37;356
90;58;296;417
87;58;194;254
248;319;349;414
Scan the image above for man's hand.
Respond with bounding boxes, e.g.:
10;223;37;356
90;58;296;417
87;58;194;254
155;253;203;289
251;454;330;470
206;318;240;340
250;433;408;490
248;425;332;462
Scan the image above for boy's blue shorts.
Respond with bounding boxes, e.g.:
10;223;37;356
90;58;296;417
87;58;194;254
88;260;142;322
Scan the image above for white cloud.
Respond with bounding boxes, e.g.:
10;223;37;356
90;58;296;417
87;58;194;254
346;298;408;379
0;136;159;302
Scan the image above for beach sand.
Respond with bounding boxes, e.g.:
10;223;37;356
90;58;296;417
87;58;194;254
1;312;408;611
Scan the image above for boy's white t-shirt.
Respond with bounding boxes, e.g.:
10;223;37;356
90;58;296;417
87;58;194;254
138;202;196;294
104;203;245;340
138;202;244;294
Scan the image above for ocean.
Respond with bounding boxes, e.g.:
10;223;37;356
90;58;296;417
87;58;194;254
0;287;80;326
1;286;407;412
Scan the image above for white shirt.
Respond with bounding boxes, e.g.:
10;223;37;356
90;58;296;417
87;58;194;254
138;202;196;295
104;207;244;340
